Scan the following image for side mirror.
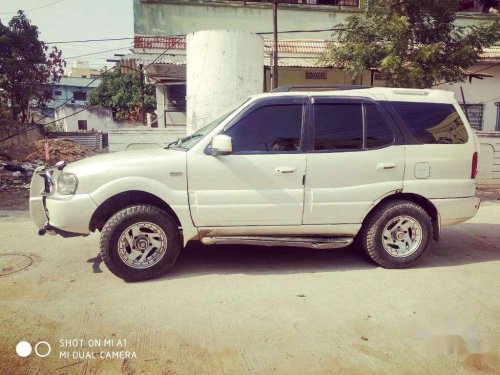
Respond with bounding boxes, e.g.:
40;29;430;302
211;135;233;155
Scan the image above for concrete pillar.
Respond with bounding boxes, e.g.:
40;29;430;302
186;30;264;134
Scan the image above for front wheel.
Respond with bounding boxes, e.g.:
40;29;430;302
360;200;432;268
99;205;182;281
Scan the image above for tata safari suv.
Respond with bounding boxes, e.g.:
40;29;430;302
29;86;480;281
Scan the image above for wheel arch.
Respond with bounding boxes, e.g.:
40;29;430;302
89;190;182;233
363;192;440;241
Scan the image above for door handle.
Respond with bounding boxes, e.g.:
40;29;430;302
376;162;396;170
275;166;297;174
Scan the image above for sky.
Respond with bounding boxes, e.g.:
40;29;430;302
0;0;134;69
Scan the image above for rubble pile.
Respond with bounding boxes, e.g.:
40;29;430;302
0;139;94;191
26;139;95;164
0;159;42;190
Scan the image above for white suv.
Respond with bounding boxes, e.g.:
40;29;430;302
30;86;480;281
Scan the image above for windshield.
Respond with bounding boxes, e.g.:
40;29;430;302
166;98;249;150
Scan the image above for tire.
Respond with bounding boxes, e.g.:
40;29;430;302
99;205;181;281
359;200;432;269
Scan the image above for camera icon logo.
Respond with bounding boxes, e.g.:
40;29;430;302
16;341;51;358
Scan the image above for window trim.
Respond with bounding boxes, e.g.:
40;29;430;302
77;120;88;131
496;102;500;132
307;96;398;154
207;96;308;155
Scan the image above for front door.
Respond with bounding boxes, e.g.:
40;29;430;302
187;97;307;227
303;97;405;225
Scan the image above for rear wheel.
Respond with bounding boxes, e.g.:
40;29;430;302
100;205;181;281
360;200;432;268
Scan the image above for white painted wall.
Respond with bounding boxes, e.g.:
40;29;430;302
442;65;500;132
134;1;357;41
56;105;118;132
477;133;500;185
55;104;145;132
186;30;264;134
108;128;186;152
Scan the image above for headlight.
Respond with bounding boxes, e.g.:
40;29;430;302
57;172;78;195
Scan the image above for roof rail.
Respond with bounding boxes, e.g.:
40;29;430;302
272;85;372;93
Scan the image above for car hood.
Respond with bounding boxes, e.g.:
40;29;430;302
63;148;187;194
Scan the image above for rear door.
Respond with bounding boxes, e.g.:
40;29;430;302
389;101;477;199
303;97;405;225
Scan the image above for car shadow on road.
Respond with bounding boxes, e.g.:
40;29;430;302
163;241;374;279
154;223;500;281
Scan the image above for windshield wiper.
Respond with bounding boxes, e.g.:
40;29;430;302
179;133;203;143
164;138;180;149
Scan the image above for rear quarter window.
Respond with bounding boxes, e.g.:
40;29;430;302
392;102;469;144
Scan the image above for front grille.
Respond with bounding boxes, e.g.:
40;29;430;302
37;169;54;195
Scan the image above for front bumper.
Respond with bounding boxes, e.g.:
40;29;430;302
29;167;97;236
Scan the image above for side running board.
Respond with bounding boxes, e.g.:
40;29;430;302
200;236;353;249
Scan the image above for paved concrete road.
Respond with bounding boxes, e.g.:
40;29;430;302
1;203;499;375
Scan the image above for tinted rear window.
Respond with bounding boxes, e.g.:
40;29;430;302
392;102;468;144
365;103;394;148
314;103;363;151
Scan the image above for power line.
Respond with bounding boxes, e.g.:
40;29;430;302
256;26;371;35
8;25;366;49
0;0;65;14
45;37;134;44
39;25;368;46
432;61;500;88
472;61;500;75
0;66;121;144
0;39;185;144
65;46;133;60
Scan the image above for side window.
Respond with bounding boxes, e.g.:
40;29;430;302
224;104;303;152
392;102;469;144
313;102;363;151
365;103;394;148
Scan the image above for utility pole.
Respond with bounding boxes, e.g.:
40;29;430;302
460;86;470;123
138;63;146;125
272;0;279;90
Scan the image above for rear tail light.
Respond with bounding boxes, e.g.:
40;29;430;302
471;151;478;179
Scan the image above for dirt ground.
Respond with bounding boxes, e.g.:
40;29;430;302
0;188;29;210
0;202;499;374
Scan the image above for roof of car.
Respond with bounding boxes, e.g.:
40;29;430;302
252;87;456;104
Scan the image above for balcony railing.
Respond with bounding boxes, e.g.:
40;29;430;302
239;0;359;7
140;0;361;8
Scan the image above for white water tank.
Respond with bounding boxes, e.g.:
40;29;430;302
186;30;264;134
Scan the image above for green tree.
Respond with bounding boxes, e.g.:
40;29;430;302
320;0;500;88
88;69;156;121
0;11;65;122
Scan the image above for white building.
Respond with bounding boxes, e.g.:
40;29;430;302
55;104;117;132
